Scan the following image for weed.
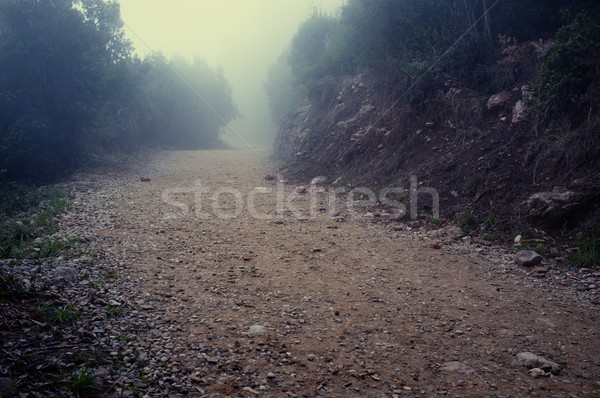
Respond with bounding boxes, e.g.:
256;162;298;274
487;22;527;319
71;367;95;397
40;303;79;324
102;272;120;280
35;240;65;258
535;243;550;255
426;215;441;225
457;211;476;232
569;233;599;268
104;305;124;318
482;212;495;230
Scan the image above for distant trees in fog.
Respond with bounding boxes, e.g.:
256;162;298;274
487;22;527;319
0;0;237;182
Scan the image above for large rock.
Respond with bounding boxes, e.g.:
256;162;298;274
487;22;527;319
525;187;585;227
514;250;543;267
487;92;511;110
517;352;561;374
511;100;527;123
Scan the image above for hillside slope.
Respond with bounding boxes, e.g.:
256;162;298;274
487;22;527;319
273;43;600;239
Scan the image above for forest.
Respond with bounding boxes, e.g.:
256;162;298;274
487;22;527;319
0;0;237;182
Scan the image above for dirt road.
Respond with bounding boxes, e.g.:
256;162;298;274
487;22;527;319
69;150;599;397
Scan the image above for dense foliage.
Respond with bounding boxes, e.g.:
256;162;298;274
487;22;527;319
536;9;600;122
266;0;595;107
0;0;237;182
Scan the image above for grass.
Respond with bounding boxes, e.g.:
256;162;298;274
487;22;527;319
482;211;495;230
0;183;71;259
426;215;441;225
71;367;96;397
39;303;80;324
457;211;476;232
104;305;124;318
569;232;599;268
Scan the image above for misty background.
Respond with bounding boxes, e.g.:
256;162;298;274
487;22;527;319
119;0;345;147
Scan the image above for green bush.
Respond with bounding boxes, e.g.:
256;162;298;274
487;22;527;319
536;11;600;121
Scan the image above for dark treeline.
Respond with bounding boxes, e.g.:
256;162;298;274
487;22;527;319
0;0;237;182
266;0;599;129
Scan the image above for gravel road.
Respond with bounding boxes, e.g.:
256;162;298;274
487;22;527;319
60;149;599;397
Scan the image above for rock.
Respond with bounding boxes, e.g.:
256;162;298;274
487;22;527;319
140;177;151;182
267;372;276;379
430;242;442;250
514;234;522;243
529;368;548;378
307;354;316;361
296;186;308;194
248;324;267;337
521;85;534;101
242;386;260;395
517;352;561;374
440;361;475;375
514;250;543;267
525;187;587;228
425;122;435;128
0;378;16;397
471;237;492;246
549;247;560;257
532;266;550;274
264;175;276;181
311;176;327;185
443;226;464;240
487;92;511;110
55;266;77;283
511;100;527;123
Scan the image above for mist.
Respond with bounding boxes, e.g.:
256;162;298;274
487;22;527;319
118;0;345;148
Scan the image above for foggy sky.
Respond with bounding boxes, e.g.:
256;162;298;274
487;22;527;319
118;0;345;148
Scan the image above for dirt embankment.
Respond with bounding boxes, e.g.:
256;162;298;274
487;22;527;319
273;59;600;241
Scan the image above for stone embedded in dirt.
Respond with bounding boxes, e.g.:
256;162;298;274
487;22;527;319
533;266;550;274
514;234;522;243
267;372;276;379
514;250;543;267
529;368;549;378
248;324;267;337
430;242;442;250
526;187;585;228
471;237;492;246
511;100;527;123
487;91;511;109
550;247;560;257
264;174;276;181
54;266;77;283
517;352;561;374
140;177;151;182
296;186;308;194
307;354;316;361
311;176;327;185
425;122;435;128
440;361;475;375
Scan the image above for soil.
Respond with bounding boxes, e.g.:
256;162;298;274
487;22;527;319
57;149;599;397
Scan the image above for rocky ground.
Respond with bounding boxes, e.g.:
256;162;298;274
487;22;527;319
1;149;599;397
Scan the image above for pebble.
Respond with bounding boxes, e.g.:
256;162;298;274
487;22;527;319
307;354;316;361
248;324;267;337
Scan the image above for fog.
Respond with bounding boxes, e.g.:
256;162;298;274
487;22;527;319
119;0;345;148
